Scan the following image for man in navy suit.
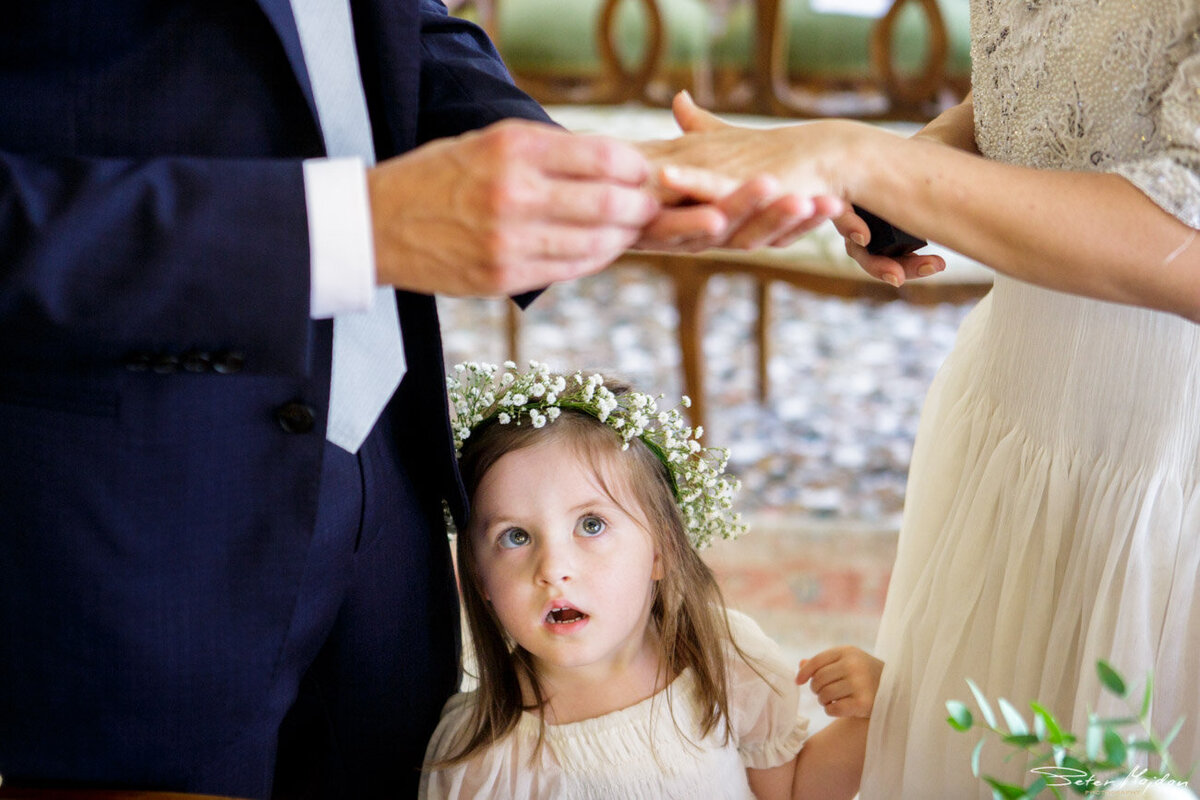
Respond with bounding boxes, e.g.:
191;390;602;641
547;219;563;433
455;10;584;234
0;1;816;797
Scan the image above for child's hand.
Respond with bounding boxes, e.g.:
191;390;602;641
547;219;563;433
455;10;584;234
795;646;884;719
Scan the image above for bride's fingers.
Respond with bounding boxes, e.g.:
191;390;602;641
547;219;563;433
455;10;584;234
767;196;847;247
724;195;815;250
896;252;947;279
657;164;741;203
832;209;868;245
671;90;729;134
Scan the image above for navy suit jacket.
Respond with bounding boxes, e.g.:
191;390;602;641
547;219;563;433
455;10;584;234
0;0;549;781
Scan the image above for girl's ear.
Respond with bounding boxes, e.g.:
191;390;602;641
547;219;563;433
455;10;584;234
651;551;665;581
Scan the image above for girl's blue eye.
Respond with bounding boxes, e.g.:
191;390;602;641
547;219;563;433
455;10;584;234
499;528;530;549
577;515;606;537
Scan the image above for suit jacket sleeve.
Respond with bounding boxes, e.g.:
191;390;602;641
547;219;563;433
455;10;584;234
0;151;315;376
0;0;547;380
415;0;552;310
415;0;554;142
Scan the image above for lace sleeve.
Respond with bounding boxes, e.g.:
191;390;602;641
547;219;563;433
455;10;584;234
1109;44;1200;229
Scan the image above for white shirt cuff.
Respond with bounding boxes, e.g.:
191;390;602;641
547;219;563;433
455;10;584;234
303;157;376;319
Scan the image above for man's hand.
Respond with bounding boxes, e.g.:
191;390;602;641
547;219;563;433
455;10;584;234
368;119;660;296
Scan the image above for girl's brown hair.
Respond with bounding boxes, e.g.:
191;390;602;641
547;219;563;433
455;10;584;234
439;378;742;765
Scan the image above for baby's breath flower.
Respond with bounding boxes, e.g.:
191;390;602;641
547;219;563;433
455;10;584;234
446;361;747;549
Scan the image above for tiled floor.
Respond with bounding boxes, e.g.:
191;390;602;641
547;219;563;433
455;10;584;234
439;263;972;728
439;263;970;529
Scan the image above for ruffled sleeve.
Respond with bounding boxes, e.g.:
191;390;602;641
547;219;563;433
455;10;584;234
723;608;810;770
1109;45;1200;229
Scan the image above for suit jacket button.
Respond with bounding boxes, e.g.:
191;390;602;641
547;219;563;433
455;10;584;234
212;350;245;374
275;402;316;434
123;352;152;372
152;353;180;374
181;350;212;373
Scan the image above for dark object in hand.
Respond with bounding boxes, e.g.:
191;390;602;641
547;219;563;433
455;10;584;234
852;205;926;257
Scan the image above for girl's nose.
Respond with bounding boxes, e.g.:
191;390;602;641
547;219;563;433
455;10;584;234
534;541;574;586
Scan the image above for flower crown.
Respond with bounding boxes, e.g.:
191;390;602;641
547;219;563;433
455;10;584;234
447;361;747;549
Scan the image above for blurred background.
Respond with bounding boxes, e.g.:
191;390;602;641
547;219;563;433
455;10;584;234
442;0;982;724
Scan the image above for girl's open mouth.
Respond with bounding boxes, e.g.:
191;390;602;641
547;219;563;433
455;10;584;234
546;605;588;625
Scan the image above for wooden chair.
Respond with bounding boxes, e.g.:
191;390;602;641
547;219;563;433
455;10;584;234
711;0;971;118
453;0;968;115
620;242;991;432
452;0;983;428
451;0;716;106
509;106;992;431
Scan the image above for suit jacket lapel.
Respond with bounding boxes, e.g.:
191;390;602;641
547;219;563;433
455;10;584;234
254;0;320;125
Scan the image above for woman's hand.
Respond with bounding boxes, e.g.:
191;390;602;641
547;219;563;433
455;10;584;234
830;92;977;286
832;210;946;288
638;92;853;252
633;171;845;253
650;92;954;287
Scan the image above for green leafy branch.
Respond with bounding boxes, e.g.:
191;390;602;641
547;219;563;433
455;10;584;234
946;661;1193;799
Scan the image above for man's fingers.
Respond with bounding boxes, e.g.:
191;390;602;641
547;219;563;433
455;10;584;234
468;227;637;295
516;222;641;262
540;180;661;228
531;129;653;185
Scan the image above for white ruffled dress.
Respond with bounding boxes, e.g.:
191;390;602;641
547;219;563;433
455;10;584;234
419;610;808;799
861;0;1200;797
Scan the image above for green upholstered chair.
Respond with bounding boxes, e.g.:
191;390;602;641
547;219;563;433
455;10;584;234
711;0;970;117
453;0;715;105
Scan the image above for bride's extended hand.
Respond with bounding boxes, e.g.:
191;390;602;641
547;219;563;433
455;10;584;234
636;92;850;252
653;91;946;285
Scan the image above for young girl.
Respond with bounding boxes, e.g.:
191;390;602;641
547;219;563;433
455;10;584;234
420;361;883;799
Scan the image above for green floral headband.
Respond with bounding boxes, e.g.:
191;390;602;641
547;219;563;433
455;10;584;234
447;361;747;549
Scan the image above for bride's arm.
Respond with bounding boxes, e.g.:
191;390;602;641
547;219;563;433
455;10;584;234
656;97;1200;322
913;90;977;153
840;124;1200;320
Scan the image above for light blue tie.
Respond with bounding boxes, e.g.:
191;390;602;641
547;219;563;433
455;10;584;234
290;0;406;454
